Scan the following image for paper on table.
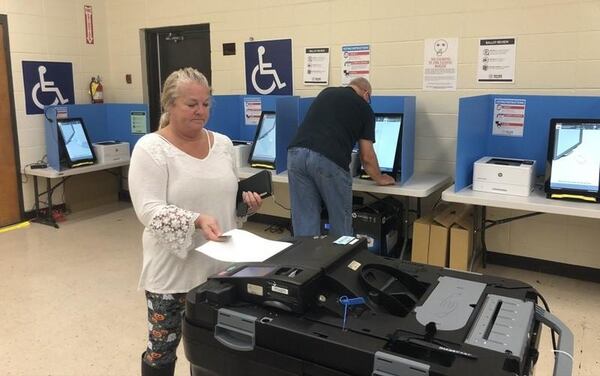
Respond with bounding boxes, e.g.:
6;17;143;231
195;228;291;262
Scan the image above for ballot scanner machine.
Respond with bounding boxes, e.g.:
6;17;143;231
183;237;572;376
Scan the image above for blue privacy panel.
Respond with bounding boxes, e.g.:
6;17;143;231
399;97;415;184
299;97;313;121
104;104;148;145
45;103;148;170
206;95;241;139
276;97;303;174
207;95;292;142
456;96;492;192
455;94;600;191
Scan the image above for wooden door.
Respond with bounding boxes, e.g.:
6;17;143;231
0;16;24;227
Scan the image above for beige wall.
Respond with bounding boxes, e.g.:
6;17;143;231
3;0;600;267
1;0;110;211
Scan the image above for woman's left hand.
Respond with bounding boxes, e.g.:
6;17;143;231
242;191;262;215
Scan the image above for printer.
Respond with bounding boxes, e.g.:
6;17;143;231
473;156;535;196
182;236;573;376
233;143;251;169
92;141;130;164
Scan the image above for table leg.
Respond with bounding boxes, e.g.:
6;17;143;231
398;196;410;260
46;177;59;228
46;178;52;221
30;177;59;228
33;175;40;217
470;205;486;271
118;168;123;192
481;206;487;267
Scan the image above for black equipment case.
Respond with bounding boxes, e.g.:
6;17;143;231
183;236;573;376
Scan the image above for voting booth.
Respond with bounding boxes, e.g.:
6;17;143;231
455;94;600;192
44;103;148;171
206;95;298;173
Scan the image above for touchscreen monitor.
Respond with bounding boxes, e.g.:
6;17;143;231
361;113;403;179
545;118;600;201
56;118;96;168
248;111;277;169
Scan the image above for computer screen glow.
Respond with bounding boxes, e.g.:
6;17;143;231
373;115;402;172
250;112;276;164
57;119;94;162
549;122;600;193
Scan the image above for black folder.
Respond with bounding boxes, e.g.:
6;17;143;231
236;170;273;216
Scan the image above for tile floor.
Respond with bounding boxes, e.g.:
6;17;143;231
0;203;598;375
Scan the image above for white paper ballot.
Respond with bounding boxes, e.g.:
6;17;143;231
195;229;291;263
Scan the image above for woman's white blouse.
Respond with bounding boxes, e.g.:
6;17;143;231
128;132;238;293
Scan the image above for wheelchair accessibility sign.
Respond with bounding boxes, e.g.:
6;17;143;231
22;61;74;115
245;39;292;95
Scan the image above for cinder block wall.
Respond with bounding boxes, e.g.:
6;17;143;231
3;0;600;267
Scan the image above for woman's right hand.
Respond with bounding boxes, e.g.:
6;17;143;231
194;214;222;241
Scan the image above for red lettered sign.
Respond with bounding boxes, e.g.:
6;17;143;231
84;5;94;44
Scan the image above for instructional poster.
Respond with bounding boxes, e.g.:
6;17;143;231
477;38;516;83
131;111;148;134
244;97;262;126
341;45;370;85
492;98;526;137
422;38;458;91
303;47;329;85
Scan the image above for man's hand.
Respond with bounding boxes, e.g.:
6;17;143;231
359;139;395;186
375;174;396;186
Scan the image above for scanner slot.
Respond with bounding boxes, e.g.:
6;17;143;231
275;267;303;278
386;332;455;367
483;300;503;340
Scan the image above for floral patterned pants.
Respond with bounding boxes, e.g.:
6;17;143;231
143;291;187;367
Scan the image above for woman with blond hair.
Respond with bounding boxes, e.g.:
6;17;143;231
129;67;262;375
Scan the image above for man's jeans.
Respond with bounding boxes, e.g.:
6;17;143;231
287;147;353;238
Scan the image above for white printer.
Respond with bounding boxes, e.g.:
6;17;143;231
473;156;535;196
92;141;130;164
233;143;251;169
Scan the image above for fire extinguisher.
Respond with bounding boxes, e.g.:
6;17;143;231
89;75;104;104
